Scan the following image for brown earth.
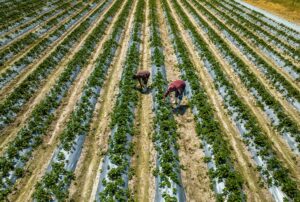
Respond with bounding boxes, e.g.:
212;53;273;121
182;0;300;182
69;1;139;201
0;0;114;156
166;0;272;200
157;1;217;201
7;1;129;200
0;0;75;52
244;0;300;25
129;0;156;200
0;0;87;74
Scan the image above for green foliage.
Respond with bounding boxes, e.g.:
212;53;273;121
161;0;246;200
98;0;144;200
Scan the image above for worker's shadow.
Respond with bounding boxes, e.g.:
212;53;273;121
173;104;188;115
134;86;152;94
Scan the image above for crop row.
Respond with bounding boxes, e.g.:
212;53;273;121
173;0;300;200
162;0;246;200
192;0;300;88
0;0;111;130
0;0;84;67
0;0;76;48
0;0;123;200
96;0;144;201
0;0;55;23
185;0;300;152
209;0;299;62
204;0;299;72
189;0;300;109
224;0;300;44
0;0;60;34
0;0;25;10
32;0;133;200
149;0;185;201
0;0;48;15
0;1;92;87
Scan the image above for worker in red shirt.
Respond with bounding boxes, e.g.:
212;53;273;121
163;80;186;107
132;70;150;91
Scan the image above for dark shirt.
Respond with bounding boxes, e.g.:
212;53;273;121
136;70;150;80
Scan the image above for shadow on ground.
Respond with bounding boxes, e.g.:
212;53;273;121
173;104;188;115
134;86;152;94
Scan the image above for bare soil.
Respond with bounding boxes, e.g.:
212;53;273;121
129;0;156;200
68;1;139;200
182;0;300;182
7;1;129;200
0;1;115;156
191;0;300;119
244;0;300;25
197;1;300;79
0;1;87;74
166;0;272;200
157;2;217;201
0;0;109;100
0;0;73;52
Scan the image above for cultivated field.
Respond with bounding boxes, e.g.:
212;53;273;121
0;0;299;201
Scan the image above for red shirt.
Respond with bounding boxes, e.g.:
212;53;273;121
164;80;186;97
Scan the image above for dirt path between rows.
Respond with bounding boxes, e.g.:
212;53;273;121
198;0;300;80
184;1;300;124
0;0;108;100
222;3;300;86
166;0;272;200
181;0;300;182
68;2;138;201
243;0;300;25
0;0;73;52
157;2;216;201
129;0;156;200
210;2;298;65
0;0;60;35
0;0;87;74
0;1;114;155
8;1;130;201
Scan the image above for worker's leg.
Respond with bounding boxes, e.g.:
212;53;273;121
177;94;183;108
142;78;147;92
138;79;143;88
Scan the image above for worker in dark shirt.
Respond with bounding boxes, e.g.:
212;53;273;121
133;70;150;91
163;80;186;107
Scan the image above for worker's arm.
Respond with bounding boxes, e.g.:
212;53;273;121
163;87;172;99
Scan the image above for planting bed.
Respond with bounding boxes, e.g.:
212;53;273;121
0;0;299;201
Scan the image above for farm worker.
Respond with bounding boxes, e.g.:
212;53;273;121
133;70;150;91
163;80;186;107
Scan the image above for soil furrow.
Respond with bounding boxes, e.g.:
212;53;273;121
165;0;272;200
208;0;299;66
0;0;114;155
156;2;216;201
129;0;155;200
68;1;137;200
0;0;61;34
0;0;108;100
8;1;130;200
0;0;74;52
184;0;300;123
193;0;300;89
178;0;300;180
0;1;87;74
